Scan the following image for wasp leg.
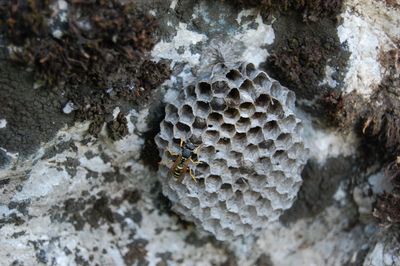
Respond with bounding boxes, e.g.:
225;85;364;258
190;158;200;164
166;147;180;156
189;168;197;182
158;158;173;165
193;144;203;154
180;138;184;147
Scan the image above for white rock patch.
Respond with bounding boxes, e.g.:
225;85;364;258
338;0;400;96
0;119;7;129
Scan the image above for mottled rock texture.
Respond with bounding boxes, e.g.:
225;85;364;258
1;0;400;265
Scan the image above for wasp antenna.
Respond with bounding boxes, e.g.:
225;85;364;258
194;144;203;154
189;168;198;183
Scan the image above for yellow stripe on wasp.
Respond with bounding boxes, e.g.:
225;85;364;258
164;138;202;182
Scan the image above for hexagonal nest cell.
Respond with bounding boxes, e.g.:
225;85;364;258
155;62;308;241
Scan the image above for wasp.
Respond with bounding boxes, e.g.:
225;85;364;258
167;138;202;182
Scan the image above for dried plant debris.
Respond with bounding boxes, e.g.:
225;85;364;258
381;0;400;8
0;0;52;45
224;0;344;21
107;112;129;141
329;43;400;226
318;91;344;125
386;158;400;188
374;188;400;226
362;47;400;153
334;44;400;160
0;0;171;141
374;157;400;226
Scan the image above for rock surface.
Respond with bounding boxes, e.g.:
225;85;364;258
0;0;400;265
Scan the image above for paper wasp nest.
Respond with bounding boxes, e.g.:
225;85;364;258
155;62;308;240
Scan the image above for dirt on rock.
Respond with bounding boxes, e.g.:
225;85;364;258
263;10;349;106
225;0;344;22
0;0;171;157
374;157;400;226
0;0;158;89
106;112;128;141
281;156;356;223
333;43;400;227
0;52;73;159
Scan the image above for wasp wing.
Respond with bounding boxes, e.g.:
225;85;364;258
169;154;182;174
179;158;192;182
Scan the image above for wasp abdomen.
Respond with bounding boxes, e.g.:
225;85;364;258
173;164;183;178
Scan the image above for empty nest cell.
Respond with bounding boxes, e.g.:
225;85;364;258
223;107;240;123
240;205;258;225
255;94;271;109
279;115;297;132
212;80;229;97
251;112;266;127
200;192;219;208
267;98;284;118
225;195;241;213
165;104;179;124
174;122;191;138
236;117;251;132
210;158;229;176
263;120;280;140
253;72;269;87
247;126;263;144
244;144;259;162
179;104;195;124
239;79;256;102
232;132;247;149
194;101;211;118
216;137;232;151
275;133;292;148
185;85;196;100
270;81;288;103
226;69;242;81
258;140;276;157
210;97;227;111
208;112;224;126
220;123;236;138
196;82;213;101
239;102;256;118
203;130;220;145
205;175;222;193
233;176;249;193
194;162;210;177
247;174;267;191
218;183;234;202
244;63;257;78
226;88;240;107
160;120;174;139
193;116;207;129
